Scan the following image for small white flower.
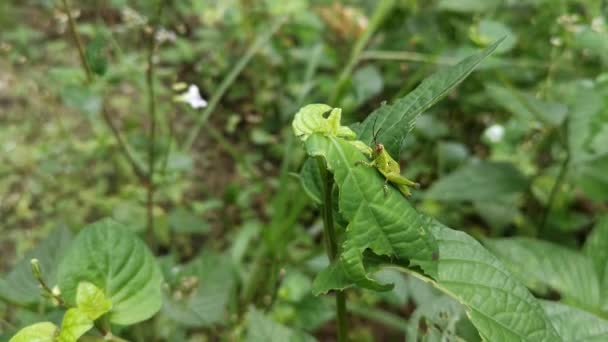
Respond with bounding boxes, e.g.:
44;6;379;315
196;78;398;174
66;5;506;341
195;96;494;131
550;36;563;47
484;124;505;143
174;84;208;109
592;17;605;33
155;28;177;43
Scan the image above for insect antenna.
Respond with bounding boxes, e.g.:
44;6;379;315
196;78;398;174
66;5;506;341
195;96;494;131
371;117;383;145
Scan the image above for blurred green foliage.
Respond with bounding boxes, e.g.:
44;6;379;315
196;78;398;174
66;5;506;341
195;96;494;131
1;0;608;341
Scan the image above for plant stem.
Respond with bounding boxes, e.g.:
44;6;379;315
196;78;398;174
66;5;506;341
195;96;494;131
60;0;148;182
61;0;92;81
540;119;570;232
315;157;347;342
145;0;165;248
183;16;287;151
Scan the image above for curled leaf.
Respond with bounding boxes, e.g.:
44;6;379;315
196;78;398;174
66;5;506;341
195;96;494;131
292;104;356;141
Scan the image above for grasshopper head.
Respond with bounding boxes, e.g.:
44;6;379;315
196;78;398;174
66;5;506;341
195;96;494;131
373;143;384;157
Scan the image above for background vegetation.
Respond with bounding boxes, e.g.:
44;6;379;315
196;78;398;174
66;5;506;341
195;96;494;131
1;0;607;341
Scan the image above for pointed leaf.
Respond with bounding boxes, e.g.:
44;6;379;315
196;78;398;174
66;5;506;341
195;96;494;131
430;226;561;341
57;219;163;325
57;308;93;342
0;227;73;305
486;237;601;312
76;282;112;321
584;216;608;311
356;39;503;157
425;161;528;202
9;322;58;342
543;301;608;342
163;252;236;327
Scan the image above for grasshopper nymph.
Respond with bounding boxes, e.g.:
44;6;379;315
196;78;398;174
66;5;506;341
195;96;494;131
355;121;419;197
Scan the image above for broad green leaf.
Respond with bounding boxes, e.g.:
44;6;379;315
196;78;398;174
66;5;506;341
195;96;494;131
245;308;316;342
485;238;601;312
567;84;604;163
305;134;438;291
428;226;561;341
57;219;163;325
573;154;608;202
485;83;567;126
0;226;73;305
167;208;209;234
9;322;58;342
312;261;354;295
163;252;236;327
425;161;528;202
355;39;503;157
543;301;608;341
353;65;383;105
292;104;356;141
584;216;608;311
76;282;112;321
57;308;93;342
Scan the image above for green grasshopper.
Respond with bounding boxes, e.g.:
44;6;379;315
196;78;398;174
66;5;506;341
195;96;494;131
355;121;419;197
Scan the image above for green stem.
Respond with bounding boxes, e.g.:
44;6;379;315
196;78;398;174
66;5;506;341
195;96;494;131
61;0;92;81
60;0;148;182
145;0;165;249
540;119;570;233
183;16;287;151
315;157;347;342
329;0;395;106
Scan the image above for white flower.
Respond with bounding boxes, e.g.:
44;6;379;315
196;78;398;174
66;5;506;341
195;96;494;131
484;124;505;143
174;84;208;109
155;28;177;43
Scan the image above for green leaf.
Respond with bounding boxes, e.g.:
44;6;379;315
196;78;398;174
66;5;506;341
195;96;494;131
312;261;354;295
430;226;561;341
355;39;503;157
245;308;316;342
485;237;601;312
543;301;608;341
485;83;567;126
305;134;438;291
353;65;383;105
425;161;529;202
584;216;608;311
57;219;163;325
57;308;93;342
9;322;58;342
0;227;73;306
167;208;209;234
437;0;500;13
292;104;356;142
162;252;236;327
299;158;322;205
573;154;608;202
85;33;108;76
76;282;112;321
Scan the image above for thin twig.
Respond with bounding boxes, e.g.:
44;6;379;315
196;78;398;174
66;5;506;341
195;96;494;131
145;0;166;248
60;0;148;182
540;119;570;232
